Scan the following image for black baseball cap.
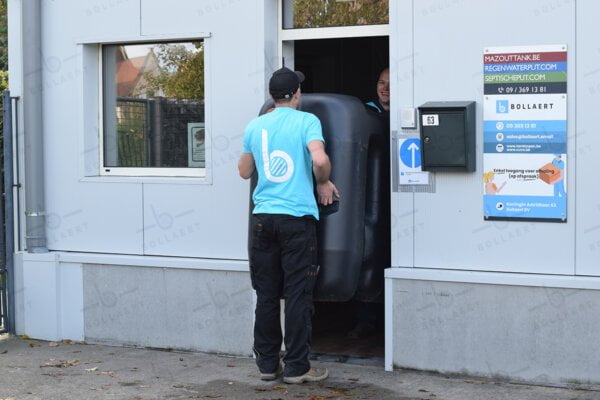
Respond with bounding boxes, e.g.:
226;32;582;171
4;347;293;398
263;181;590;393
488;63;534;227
269;67;305;100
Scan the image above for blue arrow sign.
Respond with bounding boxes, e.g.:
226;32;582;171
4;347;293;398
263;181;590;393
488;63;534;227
399;138;421;169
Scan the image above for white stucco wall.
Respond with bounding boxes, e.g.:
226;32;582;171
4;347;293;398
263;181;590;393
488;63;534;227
10;0;278;259
391;0;600;277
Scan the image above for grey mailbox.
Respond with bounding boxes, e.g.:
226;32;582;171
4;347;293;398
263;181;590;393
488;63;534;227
418;101;476;172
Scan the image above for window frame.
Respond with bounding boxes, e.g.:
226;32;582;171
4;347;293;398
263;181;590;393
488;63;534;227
278;0;389;39
98;37;211;178
277;0;389;69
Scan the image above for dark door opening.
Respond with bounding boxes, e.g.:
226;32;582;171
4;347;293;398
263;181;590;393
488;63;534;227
294;36;389;104
294;36;390;361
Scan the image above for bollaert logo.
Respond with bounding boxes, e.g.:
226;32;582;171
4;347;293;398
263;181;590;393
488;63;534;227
496;100;509;114
261;129;294;183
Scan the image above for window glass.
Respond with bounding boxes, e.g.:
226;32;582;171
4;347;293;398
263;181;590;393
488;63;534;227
283;0;388;29
102;41;205;169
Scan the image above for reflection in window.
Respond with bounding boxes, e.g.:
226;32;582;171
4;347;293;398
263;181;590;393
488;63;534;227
283;0;388;29
102;41;205;169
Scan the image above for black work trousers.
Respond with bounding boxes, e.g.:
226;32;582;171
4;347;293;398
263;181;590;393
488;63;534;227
249;213;318;377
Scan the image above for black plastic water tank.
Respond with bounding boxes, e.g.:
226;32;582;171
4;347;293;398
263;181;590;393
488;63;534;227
355;110;390;302
249;94;389;302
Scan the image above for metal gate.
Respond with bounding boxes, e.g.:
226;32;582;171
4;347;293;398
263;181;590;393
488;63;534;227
1;90;17;334
0;262;6;334
0;262;6;333
115;96;205;168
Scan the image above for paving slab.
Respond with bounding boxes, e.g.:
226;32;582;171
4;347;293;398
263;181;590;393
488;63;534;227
1;335;599;400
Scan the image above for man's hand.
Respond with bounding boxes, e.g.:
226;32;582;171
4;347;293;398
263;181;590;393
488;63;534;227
317;180;340;206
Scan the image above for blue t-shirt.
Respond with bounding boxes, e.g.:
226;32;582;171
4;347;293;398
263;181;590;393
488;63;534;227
243;107;324;219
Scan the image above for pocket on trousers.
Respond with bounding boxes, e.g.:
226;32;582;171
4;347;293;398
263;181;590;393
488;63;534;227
304;264;320;294
251;221;269;251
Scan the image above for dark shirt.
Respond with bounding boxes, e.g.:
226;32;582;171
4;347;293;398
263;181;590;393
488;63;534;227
365;100;386;113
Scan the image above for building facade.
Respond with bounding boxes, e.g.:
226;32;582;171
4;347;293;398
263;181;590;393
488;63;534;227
7;0;600;386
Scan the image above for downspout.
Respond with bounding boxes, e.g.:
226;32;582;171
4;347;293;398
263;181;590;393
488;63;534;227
3;91;15;333
22;0;47;253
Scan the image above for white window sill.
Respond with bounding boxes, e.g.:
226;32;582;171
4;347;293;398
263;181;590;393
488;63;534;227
79;176;213;185
20;251;249;272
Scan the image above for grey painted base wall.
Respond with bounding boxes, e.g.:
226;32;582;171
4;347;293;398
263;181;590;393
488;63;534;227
391;279;600;385
83;265;254;356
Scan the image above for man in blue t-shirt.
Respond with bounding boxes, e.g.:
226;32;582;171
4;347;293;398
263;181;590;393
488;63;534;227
238;67;339;384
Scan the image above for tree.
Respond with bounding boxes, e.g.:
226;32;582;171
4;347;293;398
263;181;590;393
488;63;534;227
290;0;388;29
143;42;204;100
0;70;7;91
0;0;7;137
0;0;6;72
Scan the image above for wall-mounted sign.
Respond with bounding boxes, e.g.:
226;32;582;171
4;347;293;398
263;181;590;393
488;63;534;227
188;122;205;168
482;45;567;222
398;137;429;185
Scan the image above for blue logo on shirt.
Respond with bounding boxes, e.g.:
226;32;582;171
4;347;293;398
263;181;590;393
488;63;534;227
269;156;289;177
262;129;295;183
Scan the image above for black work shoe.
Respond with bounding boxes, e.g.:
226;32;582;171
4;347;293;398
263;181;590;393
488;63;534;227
283;367;329;384
260;362;283;381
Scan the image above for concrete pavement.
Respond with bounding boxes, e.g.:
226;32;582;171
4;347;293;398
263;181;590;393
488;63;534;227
1;335;599;400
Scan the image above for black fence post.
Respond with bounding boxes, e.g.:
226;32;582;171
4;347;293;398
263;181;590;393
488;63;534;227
151;97;163;167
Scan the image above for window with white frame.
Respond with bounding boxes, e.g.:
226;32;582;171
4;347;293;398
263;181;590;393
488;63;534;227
101;41;206;176
282;0;388;29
